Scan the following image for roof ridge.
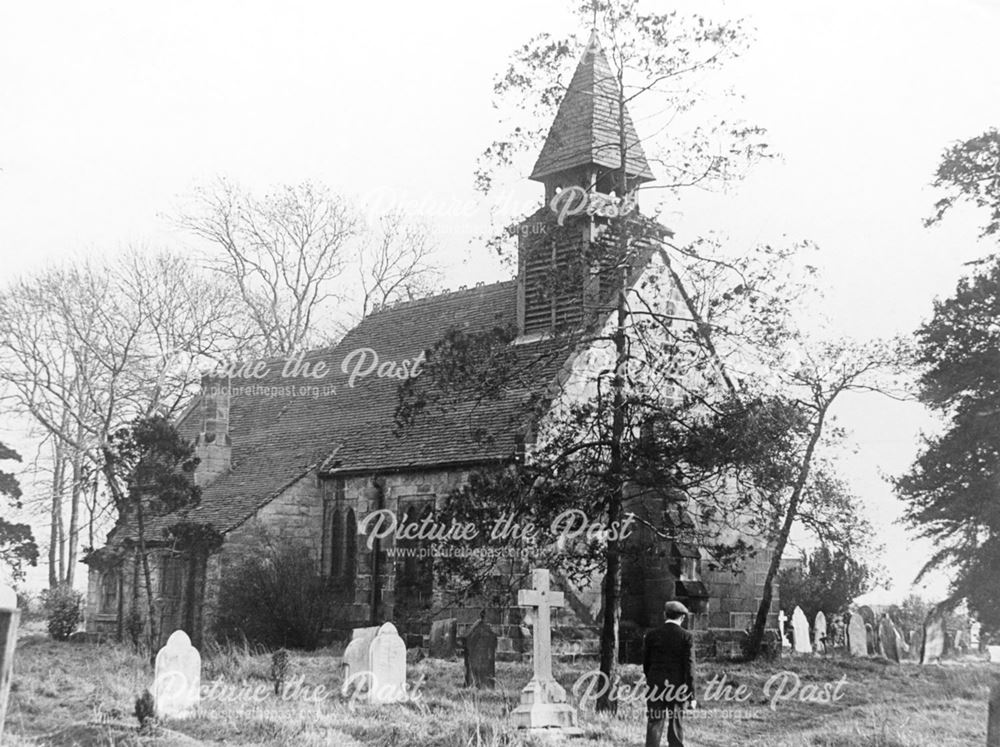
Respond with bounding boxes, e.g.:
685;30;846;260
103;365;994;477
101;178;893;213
371;279;516;315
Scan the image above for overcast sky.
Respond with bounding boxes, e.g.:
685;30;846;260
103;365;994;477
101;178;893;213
2;0;999;597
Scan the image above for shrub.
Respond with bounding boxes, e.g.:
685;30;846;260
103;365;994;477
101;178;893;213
270;648;290;694
134;689;156;733
42;584;83;640
214;530;335;649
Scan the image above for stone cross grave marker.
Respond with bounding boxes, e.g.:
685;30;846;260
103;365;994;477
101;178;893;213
341;625;380;696
153;630;201;719
813;612;827;654
367;622;407;704
465;618;498;688
778;610;790;648
429;618;458;659
511;569;580;733
0;585;18;744
848;613;867;656
878;616;900;663
792;606;812;654
921;612;945;665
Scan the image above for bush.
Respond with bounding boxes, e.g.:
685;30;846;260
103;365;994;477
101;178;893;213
42;584;83;640
214;530;335;649
134;689;156;733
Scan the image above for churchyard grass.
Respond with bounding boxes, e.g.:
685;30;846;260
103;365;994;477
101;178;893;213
3;634;992;746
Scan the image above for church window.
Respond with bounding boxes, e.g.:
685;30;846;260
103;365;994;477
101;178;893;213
330;510;344;579
159;554;184;601
344;508;357;583
99;569;119;613
394;499;435;617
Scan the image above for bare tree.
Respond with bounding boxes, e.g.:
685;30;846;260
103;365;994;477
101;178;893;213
0;250;247;586
177;179;362;355
356;210;440;320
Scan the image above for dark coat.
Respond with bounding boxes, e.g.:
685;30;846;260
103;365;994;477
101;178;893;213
643;622;696;706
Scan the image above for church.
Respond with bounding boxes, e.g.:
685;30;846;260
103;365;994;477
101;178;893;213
84;32;779;659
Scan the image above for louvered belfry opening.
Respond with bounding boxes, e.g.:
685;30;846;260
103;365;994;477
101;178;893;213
516;29;655;338
520;217;587;335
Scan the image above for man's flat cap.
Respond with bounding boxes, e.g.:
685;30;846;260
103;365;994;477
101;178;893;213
664;600;690;616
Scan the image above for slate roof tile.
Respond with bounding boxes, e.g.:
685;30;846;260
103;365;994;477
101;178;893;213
129;280;571;537
530;31;655;183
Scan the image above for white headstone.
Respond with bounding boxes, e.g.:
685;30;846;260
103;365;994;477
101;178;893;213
792;607;812;654
0;586;15;610
153;630;200;719
341;625;380;695
971;621;982;648
367;622;407;704
813;612;827;653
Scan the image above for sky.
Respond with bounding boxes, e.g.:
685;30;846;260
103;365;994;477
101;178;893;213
2;0;999;597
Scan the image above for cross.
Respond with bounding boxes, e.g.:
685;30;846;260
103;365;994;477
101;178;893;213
778;610;788;639
518;569;564;682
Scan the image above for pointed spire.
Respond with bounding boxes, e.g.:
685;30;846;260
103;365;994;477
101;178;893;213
530;30;655;185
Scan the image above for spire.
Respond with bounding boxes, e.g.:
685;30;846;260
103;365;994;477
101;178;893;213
529;30;655;186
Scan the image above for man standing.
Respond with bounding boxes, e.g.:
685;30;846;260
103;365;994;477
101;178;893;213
643;600;697;747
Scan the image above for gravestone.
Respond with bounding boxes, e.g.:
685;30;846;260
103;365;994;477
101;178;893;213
778;610;790;648
341;625;380;695
954;629;967;654
878;617;900;663
971;621;982;650
920;612;946;665
857;606;877;653
847;613;867;656
988;645;1000;663
895;622;909;657
792;607;812;654
153;630;201;719
0;585;18;744
464;618;498;688
990;681;1000;747
511;569;580;733
429;618;458;659
813;612;828;654
367;622;407;704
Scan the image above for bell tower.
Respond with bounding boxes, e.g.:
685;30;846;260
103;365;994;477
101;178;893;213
517;30;656;337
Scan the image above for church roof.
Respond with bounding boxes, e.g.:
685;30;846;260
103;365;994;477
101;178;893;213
147;280;571;535
530;31;655;184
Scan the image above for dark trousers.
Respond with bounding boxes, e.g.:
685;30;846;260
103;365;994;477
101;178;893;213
646;703;683;747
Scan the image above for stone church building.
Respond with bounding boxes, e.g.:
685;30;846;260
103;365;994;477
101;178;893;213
85;33;779;657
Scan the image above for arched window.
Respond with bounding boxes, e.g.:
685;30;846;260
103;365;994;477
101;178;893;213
395;500;434;618
330;509;344;580
99;569;119;614
344;508;357;588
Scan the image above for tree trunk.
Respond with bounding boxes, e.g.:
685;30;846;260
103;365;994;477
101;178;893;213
134;496;159;651
65;451;82;587
48;451;63;588
746;405;827;659
57;507;65;584
596;74;631;714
